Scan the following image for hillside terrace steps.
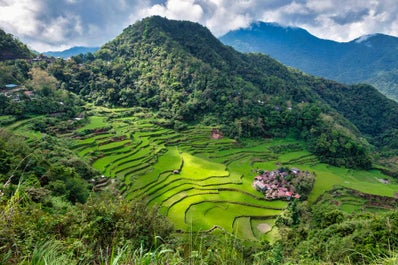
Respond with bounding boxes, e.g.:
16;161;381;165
71;115;298;239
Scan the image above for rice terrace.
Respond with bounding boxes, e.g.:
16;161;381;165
8;106;398;241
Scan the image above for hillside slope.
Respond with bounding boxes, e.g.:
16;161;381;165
220;22;398;101
0;29;33;61
49;16;398;168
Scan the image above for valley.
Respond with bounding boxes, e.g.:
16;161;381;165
6;106;398;243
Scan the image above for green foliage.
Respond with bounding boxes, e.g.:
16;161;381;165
308;119;372;168
366;69;398;101
310;82;398;140
0;64;84;119
26;67;58;94
0;59;31;87
374;129;398;152
0;29;33;61
279;201;398;264
0;129;31;183
44;165;89;203
28;240;75;265
1;108;398;264
0;188;174;264
0;129;94;203
276;200;301;227
69;195;174;252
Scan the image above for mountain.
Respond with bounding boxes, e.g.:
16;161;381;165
48;16;398;168
0;29;33;60
220;22;398;101
43;46;99;58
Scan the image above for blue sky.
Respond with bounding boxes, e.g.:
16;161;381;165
1;0;397;52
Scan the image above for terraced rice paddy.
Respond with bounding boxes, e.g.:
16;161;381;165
316;186;398;214
5;108;398;240
68;114;289;240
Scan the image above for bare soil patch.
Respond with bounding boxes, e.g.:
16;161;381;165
257;223;271;233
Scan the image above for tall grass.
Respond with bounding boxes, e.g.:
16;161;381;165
26;241;74;265
15;237;398;265
20;232;259;265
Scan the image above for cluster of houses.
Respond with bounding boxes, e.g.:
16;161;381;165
29;54;56;64
252;168;303;200
0;84;36;102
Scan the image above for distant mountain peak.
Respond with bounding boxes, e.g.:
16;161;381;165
101;15;235;68
220;23;398;101
43;46;99;58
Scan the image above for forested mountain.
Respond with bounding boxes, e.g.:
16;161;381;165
0;30;34;87
0;29;33;61
43;46;99;58
48;16;398;168
220;22;398;101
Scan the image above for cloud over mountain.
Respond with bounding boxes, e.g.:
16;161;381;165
1;0;398;51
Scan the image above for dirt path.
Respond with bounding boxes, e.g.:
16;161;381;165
257;223;272;233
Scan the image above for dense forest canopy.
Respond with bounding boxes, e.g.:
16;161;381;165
0;29;33;61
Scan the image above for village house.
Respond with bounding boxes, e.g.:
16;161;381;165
5;84;18;89
210;128;223;139
252;167;310;201
23;90;37;99
1;84;33;101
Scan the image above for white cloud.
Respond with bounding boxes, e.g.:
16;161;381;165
141;0;204;22
0;0;152;51
256;0;398;42
305;0;334;12
41;16;69;42
0;0;42;36
1;0;398;51
200;0;253;35
139;0;294;36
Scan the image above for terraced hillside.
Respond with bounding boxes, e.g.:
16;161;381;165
64;109;398;240
68;111;284;240
6;107;398;241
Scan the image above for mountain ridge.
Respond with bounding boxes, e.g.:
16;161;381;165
43;46;99;58
220;22;398;100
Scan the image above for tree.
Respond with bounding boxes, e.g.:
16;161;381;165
27;67;58;96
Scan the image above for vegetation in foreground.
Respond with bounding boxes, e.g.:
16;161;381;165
2;177;398;264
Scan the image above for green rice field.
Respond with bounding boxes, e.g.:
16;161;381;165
5;108;398;241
